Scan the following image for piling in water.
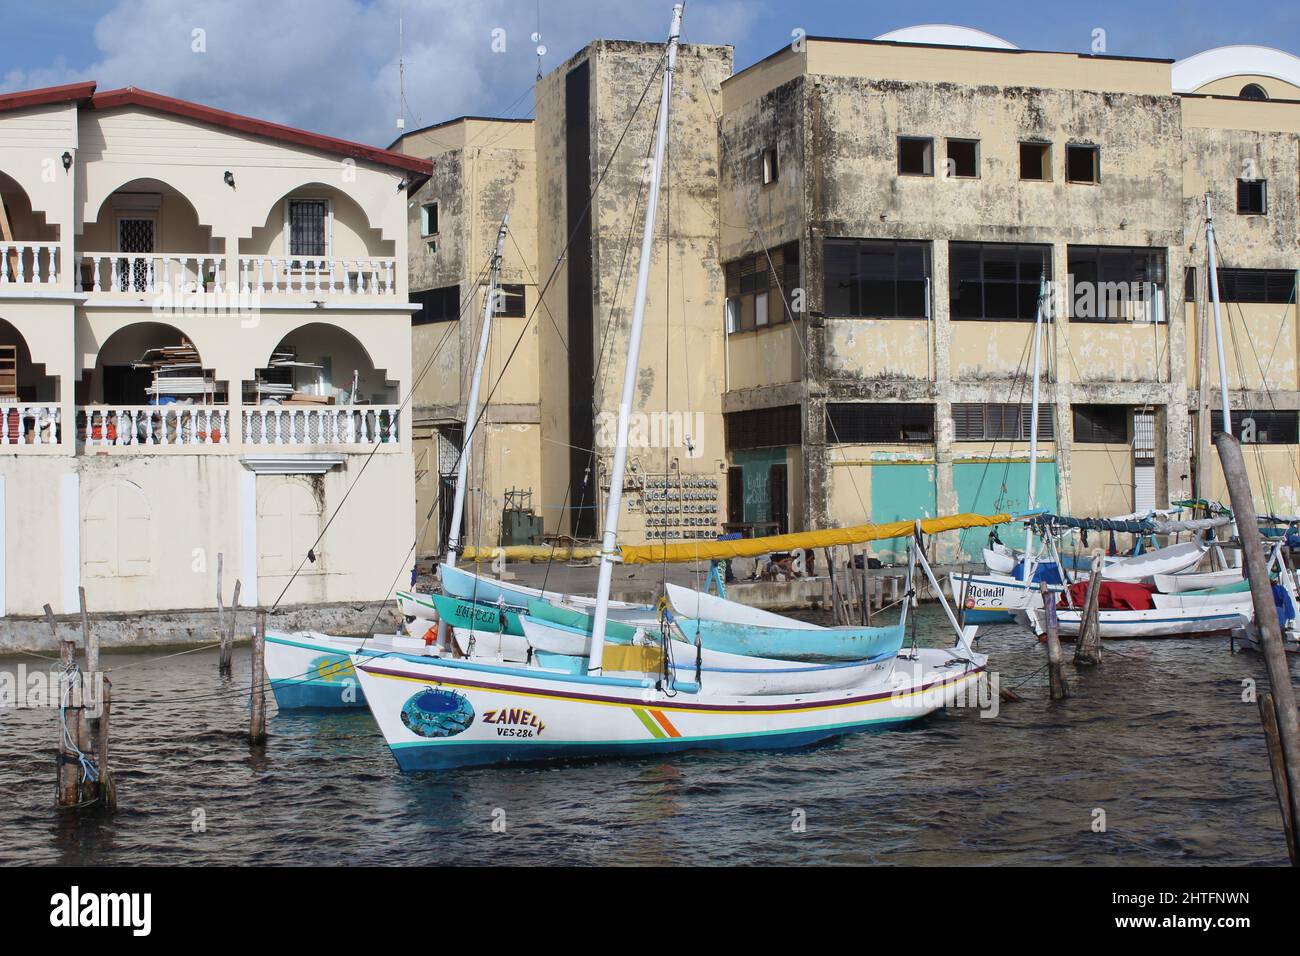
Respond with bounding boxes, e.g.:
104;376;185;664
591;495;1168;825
250;611;267;744
1074;550;1104;666
1039;581;1068;700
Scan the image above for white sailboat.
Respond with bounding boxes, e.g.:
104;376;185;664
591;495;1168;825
352;5;987;770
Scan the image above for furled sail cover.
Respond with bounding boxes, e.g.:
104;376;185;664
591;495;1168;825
620;512;1018;565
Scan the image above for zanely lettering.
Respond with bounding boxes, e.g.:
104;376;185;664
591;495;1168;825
482;708;546;737
50;886;152;937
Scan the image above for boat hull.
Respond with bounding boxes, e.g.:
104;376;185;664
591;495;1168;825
664;581;818;629
1101;542;1206;583
439;563;654;622
674;617;905;662
1033;606;1246;639
1151;568;1243;593
265;631;433;709
352;649;986;771
948;572;1063;623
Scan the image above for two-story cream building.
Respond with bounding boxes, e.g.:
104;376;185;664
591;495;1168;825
399;25;1300;565
0;82;429;616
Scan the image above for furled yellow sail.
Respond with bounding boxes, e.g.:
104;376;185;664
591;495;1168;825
461;512;1015;565
620;512;1015;565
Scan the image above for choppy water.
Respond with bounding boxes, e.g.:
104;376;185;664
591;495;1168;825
0;608;1292;866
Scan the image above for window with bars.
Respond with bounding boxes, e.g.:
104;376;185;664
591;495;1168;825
411;285;462;325
724;242;800;333
949;241;1051;321
1215;268;1296;304
1067;245;1167;322
289;199;328;258
823;239;931;319
725;404;801;451
1232;409;1299;444
826;403;934;444
952;403;1054;441
1072;404;1130;444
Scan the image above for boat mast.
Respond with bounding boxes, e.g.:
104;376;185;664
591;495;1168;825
1205;194;1231;437
588;4;683;674
1022;273;1046;585
446;213;510;569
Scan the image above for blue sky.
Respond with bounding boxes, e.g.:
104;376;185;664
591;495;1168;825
2;0;1297;146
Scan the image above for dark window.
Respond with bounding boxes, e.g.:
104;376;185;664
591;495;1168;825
724;242;800;333
949;241;1051;321
1240;83;1269;101
1065;144;1100;184
898;137;934;176
1067;245;1166;321
1215;268;1297;304
1019;142;1051;181
823;238;930;318
1073;404;1129;444
1184;266;1197;302
420;202;439;237
827;403;934;444
761;147;779;185
946;139;979;178
1237;179;1267;215
289;199;328;258
725;405;801;451
496;283;525;317
1233;410;1299;444
411;284;462;325
952;403;1054;441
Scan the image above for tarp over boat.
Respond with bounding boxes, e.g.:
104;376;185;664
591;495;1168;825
1029;512;1232;535
620;511;1021;565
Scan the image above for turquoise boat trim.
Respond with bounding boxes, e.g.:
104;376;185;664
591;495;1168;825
673;619;906;662
270;677;366;709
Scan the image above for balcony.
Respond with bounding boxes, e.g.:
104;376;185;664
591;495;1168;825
0;404;61;446
77;406;230;448
243;405;400;445
76;253;224;295
0;243;62;287
238;256;398;297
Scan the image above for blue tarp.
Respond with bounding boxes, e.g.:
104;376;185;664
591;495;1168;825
1011;561;1065;586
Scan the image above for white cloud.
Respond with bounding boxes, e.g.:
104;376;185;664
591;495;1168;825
1;0;757;146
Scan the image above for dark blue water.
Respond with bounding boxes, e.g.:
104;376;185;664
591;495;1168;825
0;608;1291;865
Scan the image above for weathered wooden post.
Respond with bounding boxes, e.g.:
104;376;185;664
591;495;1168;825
824;547;843;624
1039;581;1068;700
221;579;240;677
56;638;79;807
96;677;117;811
215;551;225;654
249;610;268;744
1259;692;1296;864
79;587;97;680
43;603;58;642
1216;431;1300;862
1074;549;1104;665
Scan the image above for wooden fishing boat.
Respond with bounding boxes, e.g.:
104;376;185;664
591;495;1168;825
670;616;905;662
1150;579;1251;610
947;571;1065;623
1032;605;1246;639
983;545;1018;575
439;562;656;623
265;630;432;709
1151;567;1243;593
663;581;819;629
1100;541;1205;583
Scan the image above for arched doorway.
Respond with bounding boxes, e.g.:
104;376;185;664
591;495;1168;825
0;316;60;445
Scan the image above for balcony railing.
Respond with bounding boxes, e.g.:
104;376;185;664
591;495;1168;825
0;243;60;286
77;406;230;447
243;406;400;445
0;405;61;446
238;256;398;296
77;254;225;295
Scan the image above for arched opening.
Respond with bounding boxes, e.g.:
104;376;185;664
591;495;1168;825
238;184;395;295
79;178;223;294
79;323;228;447
86;322;222;405
246;323;395;406
0;170;60;284
0;316;61;445
244;323;398;446
1240;82;1269;100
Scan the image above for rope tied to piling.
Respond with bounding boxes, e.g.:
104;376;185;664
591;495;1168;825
59;660;99;786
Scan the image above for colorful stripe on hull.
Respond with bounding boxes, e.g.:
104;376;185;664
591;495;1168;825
270;678;367;709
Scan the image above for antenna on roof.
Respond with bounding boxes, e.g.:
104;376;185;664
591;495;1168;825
396;3;406;131
532;0;547;80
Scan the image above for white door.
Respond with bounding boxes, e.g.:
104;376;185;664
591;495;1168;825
1133;410;1157;513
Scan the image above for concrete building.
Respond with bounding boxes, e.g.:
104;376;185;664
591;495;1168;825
0;82;429;616
398;25;1300;564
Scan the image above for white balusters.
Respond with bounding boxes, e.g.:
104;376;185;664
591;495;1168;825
0;405;60;446
0;243;60;285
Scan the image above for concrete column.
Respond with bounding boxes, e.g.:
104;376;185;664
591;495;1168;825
60;471;79;613
239;468;259;606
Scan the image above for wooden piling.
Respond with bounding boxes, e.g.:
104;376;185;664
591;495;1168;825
96;677;117;811
861;562;872;625
249;611;267;744
221;579;240;677
1040;581;1068;700
1216;431;1300;863
1260;692;1296;864
42;603;58;642
79;588;96;680
215;552;225;654
56;639;79;807
824;548;843;624
1074;550;1104;666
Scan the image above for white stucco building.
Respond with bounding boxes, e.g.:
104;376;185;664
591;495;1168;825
0;81;430;616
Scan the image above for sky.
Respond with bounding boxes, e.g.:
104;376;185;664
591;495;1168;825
2;0;1298;148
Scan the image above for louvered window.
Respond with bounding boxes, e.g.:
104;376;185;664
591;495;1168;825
1232;409;1299;445
826;403;934;444
725;405;801;451
1215;269;1296;304
1073;404;1129;444
952;403;1054;441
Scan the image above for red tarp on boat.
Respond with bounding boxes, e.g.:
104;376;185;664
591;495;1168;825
1062;580;1157;611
